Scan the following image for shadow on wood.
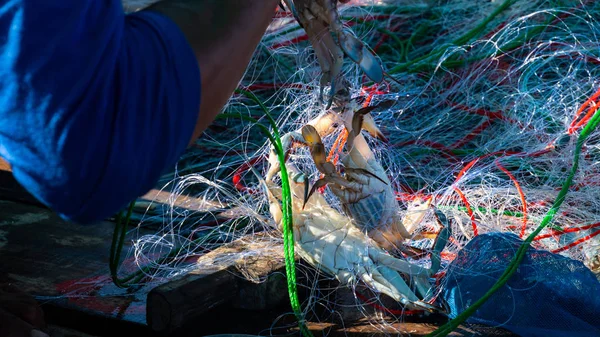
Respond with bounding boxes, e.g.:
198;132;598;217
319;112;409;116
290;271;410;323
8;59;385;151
147;233;289;335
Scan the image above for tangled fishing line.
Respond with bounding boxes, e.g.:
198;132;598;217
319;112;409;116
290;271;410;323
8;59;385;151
78;0;600;336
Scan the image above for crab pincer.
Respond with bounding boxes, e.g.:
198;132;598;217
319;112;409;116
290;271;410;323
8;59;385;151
282;0;385;108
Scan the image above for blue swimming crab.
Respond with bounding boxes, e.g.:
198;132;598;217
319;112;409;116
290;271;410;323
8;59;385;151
261;107;450;312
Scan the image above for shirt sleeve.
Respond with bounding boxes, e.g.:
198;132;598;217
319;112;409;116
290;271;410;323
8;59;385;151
0;1;201;224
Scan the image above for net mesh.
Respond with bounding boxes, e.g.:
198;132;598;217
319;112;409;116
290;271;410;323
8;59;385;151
84;0;600;335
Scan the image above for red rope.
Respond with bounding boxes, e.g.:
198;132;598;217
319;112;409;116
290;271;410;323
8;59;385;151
534;222;600;241
551;229;600;254
495;161;528;238
568;86;600;134
232;156;263;193
453;186;478;236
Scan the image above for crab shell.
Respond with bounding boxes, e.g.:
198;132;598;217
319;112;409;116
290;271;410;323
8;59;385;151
315;108;414;252
260;149;438;312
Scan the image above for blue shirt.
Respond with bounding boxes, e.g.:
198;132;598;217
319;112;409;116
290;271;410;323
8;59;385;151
0;1;201;223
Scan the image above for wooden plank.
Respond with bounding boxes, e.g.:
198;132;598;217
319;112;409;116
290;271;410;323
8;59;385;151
301;320;518;337
0;197;518;337
0;199;148;326
283;286;520;337
0;157;10;171
146;234;288;335
0;157;212;213
0;196;289;336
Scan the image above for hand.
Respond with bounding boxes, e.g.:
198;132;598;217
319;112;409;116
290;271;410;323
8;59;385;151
0;284;47;337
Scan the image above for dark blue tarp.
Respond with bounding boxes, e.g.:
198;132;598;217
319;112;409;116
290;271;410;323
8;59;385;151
442;232;600;337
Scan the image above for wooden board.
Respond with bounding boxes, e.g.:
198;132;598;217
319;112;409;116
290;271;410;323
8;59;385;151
0;199;148;326
301;321;518;337
0;199;292;336
0;158;209;215
147;233;288;334
0;184;518;337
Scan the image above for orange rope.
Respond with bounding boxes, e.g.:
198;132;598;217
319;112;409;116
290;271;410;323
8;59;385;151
453;186;478;236
568;86;600;134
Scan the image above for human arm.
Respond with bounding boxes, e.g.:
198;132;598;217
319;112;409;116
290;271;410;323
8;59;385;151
144;0;281;144
0;0;278;224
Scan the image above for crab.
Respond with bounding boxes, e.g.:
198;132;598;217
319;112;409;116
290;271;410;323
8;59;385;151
281;0;385;108
259;107;451;312
300;104;436;255
265;107;384;183
267;103;432;253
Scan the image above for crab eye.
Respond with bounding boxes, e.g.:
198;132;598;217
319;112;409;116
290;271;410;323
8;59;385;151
332;122;340;128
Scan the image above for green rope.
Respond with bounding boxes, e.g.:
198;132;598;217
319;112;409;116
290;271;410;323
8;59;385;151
438;205;524;218
389;0;517;75
107;88;312;337
427;107;600;337
233;88;313;337
109;201;136;288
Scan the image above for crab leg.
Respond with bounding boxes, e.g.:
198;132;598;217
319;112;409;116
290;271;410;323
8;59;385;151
307;0;384;84
306;21;338;105
401;207;452;303
317;25;345;108
346;106;381;168
301;123;385;206
282;0;385;105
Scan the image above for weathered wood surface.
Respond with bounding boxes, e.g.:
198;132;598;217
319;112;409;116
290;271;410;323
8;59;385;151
301;321;518;337
0;158;211;215
0;199;291;336
0;187;519;336
147;233;288;334
0;199;149;326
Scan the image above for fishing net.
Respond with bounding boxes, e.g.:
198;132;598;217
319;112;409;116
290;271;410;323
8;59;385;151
83;0;600;335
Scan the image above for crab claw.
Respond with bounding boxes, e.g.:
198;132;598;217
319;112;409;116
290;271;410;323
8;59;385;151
362;113;388;143
351;106;388;142
338;29;384;83
301;125;337;175
303;178;326;209
344;168;388;185
401;196;433;235
303;175;351;209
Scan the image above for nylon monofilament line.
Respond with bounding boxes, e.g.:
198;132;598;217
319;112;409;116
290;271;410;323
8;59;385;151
115;0;600;335
231;87;314;337
428;106;600;337
108;101;313;336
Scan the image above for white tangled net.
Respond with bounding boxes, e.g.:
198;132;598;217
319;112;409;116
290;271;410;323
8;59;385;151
119;0;600;333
